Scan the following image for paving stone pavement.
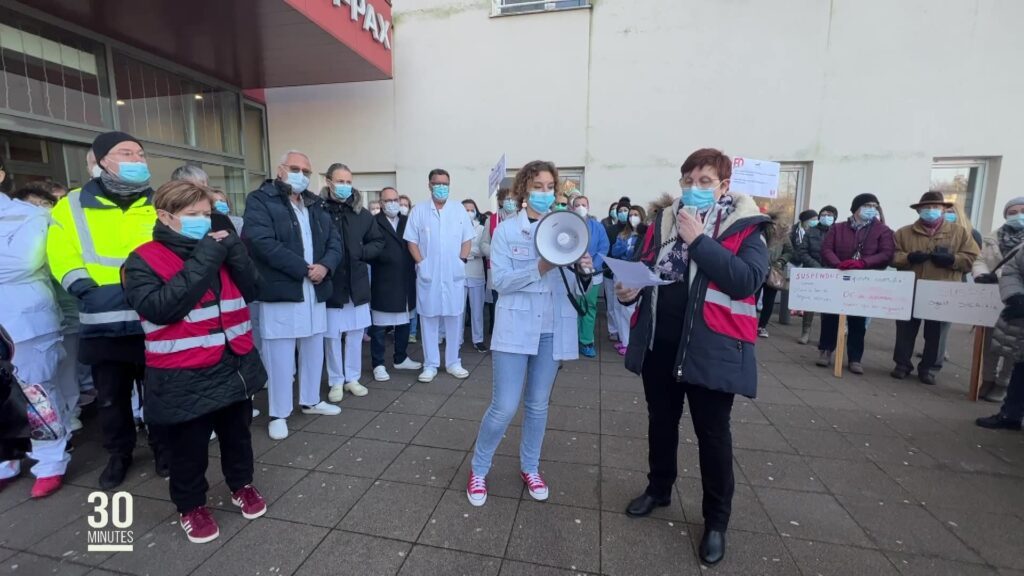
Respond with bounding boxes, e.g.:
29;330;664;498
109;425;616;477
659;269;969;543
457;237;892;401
2;312;1023;575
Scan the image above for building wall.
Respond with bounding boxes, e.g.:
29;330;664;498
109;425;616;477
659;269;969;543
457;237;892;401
266;0;1024;232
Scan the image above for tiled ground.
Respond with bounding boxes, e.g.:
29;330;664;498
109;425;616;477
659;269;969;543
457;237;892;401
2;310;1024;575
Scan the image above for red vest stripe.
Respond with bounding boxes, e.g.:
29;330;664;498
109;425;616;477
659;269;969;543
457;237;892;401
134;242;254;370
702;225;760;343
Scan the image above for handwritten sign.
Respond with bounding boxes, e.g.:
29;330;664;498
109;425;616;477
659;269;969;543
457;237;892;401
789;268;916;320
488;153;506;197
730;157;781;199
913;280;1002;327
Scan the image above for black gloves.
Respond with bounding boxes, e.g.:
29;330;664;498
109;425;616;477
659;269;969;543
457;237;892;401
931;252;956;268
975;272;998;284
907;251;931;264
1002;294;1024;320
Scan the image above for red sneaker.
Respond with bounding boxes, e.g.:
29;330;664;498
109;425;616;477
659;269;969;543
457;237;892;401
30;475;62;498
466;472;487;507
615;343;627;356
231;485;267;519
521;471;549;501
180;506;220;544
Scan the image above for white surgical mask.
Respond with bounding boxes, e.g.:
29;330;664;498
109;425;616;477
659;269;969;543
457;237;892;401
629;216;641;227
383;201;400;217
399;205;409;216
90;165;102;179
574;206;588;219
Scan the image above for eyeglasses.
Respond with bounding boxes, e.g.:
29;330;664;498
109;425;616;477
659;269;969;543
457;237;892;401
555;202;568;208
680;177;720;188
109;148;146;161
284;164;313;177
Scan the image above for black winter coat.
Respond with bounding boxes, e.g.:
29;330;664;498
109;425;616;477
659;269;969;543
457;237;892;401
321;189;385;308
123;223;267;426
795;224;830;268
369;211;416;313
242;180;343;303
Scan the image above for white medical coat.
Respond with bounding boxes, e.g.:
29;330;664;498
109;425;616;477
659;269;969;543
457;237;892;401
403;200;475;317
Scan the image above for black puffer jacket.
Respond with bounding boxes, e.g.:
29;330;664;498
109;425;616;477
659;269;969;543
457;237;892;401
242;179;343;303
123;223;266;426
321;188;385;307
795;224;830;268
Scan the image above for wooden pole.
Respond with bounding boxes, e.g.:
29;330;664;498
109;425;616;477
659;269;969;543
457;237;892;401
968;326;986;402
833;314;847;378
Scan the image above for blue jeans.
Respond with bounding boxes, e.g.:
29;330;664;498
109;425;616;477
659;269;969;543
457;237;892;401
1002;362;1024;421
472;333;559;476
409;310;418;338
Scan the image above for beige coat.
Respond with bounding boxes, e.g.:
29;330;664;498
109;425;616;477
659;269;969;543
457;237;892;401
892;220;979;281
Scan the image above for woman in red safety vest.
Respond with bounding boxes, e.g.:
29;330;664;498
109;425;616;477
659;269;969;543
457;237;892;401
123;180;267;545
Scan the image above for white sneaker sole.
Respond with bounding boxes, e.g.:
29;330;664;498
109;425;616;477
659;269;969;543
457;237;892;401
231;496;267;520
344;384;368;397
418;373;437;383
466;491;487;507
446;370;470;380
526;489;549;502
181;523;219;544
327;388;345;403
301;406;342;416
374;371;391;382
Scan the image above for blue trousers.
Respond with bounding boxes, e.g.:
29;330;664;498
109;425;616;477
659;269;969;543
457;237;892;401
471;333;559;476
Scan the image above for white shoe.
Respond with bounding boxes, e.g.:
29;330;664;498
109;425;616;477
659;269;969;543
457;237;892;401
394;358;423;371
418;368;438;383
373;366;391;381
268;419;288;440
344;381;368;397
252;407;260;418
446;364;470;379
69;417;83;433
301;401;342;416
328;385;345;403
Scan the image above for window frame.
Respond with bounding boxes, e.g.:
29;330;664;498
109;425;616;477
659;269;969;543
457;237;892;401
490;0;591;17
931;157;991;224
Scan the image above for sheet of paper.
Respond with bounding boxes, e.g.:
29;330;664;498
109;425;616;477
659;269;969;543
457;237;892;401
730;157;781;199
488;153;506;197
603;257;672;289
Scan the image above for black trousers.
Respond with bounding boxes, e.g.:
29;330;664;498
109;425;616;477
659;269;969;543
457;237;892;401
641;340;736;531
369;323;411;368
93;361;166;458
893;318;943;374
169;399;254;513
818;314;868;363
757;285;779;329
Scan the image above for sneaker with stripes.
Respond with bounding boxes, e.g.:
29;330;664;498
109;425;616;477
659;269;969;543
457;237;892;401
521;471;549;501
466;472;488;507
231;484;267;520
180;506;220;544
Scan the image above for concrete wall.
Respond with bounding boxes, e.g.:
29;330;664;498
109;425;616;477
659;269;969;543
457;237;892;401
266;0;1024;232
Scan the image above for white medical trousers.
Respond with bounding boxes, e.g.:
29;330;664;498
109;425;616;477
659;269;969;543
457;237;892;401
262;334;325;419
326;330;364;385
421;315;463;370
466;284;486;345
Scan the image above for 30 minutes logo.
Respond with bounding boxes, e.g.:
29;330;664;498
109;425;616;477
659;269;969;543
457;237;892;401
86;491;134;552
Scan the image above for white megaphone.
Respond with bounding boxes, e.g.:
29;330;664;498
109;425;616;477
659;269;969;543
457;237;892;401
534;210;591;270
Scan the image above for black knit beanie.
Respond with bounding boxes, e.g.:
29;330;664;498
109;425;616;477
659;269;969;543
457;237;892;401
850;193;880;214
798;209;818;223
92;131;143;163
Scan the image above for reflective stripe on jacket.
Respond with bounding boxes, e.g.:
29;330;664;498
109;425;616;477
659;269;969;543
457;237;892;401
703;226;760;343
47;180;155;338
134;241;254;369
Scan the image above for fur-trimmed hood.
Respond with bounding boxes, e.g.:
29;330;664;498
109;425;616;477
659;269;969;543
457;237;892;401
320;185;364;213
651;192;769;248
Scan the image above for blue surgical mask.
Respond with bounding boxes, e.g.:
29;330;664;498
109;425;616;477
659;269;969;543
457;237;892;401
118;162;150;184
820;215;835;227
214;200;230;215
617;211;628;223
944;212;957;223
334;183;353;200
179;215;211;240
609;209;617;220
682;187;717;211
503;198;518;214
859;207;879;221
528;191;555;214
431;184;450;201
1006;214;1024;230
285;171;309;194
807;219;819;228
919;208;943;223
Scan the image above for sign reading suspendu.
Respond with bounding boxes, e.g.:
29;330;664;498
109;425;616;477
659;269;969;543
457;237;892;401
332;0;392;50
789;268;916;321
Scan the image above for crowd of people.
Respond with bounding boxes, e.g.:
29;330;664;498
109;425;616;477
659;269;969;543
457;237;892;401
2;134;1023;564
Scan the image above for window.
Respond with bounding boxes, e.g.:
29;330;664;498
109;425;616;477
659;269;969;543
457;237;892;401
931;158;990;222
243;102;268;190
0;10;112;128
112;52;241;155
492;0;590;16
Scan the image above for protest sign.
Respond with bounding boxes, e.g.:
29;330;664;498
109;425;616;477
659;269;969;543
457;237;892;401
729;157;780;199
789;268;916;321
488;154;506;197
912;280;1002;328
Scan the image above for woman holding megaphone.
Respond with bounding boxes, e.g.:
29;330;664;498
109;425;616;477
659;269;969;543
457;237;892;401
466;160;591;507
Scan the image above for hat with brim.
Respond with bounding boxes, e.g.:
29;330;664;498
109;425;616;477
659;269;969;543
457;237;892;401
910;191;953;210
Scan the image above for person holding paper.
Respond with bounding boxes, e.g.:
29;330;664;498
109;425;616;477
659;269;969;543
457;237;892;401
466;160;592;508
815;194;895;374
616;148;770;566
891;191;979;385
794;206;838;344
972;197;1024;402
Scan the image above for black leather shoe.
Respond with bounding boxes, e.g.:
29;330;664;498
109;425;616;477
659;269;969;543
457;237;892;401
918;372;936;386
699;529;726;565
99;456;132;490
625;493;670;517
154;450;170;478
890;367;909;380
976;413;1023;431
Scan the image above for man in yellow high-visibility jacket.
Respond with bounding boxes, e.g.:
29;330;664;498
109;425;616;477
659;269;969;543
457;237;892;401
48;131;168;490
